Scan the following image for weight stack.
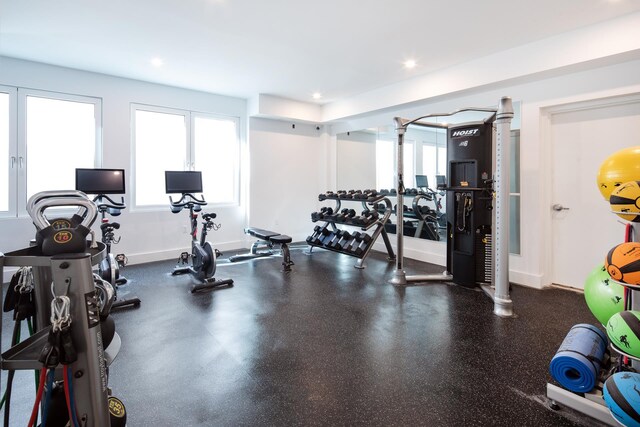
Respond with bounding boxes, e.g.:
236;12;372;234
475;227;492;284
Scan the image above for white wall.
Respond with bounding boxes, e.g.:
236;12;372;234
248;118;330;242
336;131;376;190
0;57;248;269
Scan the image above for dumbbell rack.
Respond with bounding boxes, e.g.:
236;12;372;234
307;192;396;269
0;243;117;426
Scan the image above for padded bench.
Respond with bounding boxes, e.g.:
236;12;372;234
229;227;294;271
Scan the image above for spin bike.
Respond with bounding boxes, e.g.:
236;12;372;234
170;193;234;293
94;195;141;309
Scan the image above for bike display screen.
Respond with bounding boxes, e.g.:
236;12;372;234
165;171;203;194
76;168;126;194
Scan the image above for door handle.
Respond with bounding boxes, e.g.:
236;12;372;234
552;204;569;211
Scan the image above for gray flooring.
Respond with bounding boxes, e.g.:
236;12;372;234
2;247;605;426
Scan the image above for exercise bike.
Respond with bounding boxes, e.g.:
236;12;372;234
94;195;141;309
170;192;234;293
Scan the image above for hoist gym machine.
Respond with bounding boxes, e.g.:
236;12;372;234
389;96;514;317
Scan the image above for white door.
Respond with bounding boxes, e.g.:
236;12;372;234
551;99;640;289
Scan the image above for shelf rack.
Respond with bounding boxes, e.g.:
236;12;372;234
307;192;395;269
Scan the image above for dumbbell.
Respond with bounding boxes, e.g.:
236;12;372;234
351;214;366;226
318;193;327;201
339;191;353;199
355;233;373;255
309;225;326;245
333;208;347;222
327;230;346;248
353;191;367;200
380;189;389;195
311;212;320;222
335;231;352;250
317;227;334;245
364;189;378;198
390;189;397;195
346;232;362;254
350;232;370;256
318;206;334;220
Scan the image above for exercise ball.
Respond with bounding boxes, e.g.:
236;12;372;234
584;264;625;325
603;372;640;427
597;146;640;201
610;181;640;222
607;311;640;358
605;242;640;287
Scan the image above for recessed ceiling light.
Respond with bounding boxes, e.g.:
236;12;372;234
150;57;164;67
404;59;417;69
312;92;322;100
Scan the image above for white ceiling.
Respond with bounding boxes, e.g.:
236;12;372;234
1;0;640;104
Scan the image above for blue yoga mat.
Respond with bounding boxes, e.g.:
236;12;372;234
549;323;608;393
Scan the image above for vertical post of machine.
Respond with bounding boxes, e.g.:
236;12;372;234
391;117;408;285
492;96;514;317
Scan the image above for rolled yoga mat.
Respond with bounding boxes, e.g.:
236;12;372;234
549;323;608;393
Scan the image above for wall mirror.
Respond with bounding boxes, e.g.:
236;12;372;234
335;102;521;253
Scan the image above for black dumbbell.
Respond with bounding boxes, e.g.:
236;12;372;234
330;230;348;248
347;232;362;254
319;228;334;245
335;231;352;250
356;233;372;254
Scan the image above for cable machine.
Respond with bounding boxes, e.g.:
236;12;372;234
389;96;514;317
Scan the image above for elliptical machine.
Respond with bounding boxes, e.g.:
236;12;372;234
166;170;233;293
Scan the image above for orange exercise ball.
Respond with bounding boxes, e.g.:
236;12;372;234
597;146;640;201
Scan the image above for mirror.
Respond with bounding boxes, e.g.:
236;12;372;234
335;102;521;246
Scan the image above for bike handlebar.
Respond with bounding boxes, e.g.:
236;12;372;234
169;193;207;209
93;194;126;211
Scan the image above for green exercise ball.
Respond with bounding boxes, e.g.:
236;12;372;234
584;264;625;325
607;311;640;358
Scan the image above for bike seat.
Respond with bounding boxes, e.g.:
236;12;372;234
202;213;217;221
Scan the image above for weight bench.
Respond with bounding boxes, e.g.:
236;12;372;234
229;227;294;271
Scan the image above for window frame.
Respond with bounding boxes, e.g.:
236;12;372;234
1;87;102;218
190;111;241;208
0;86;18;218
131;103;241;211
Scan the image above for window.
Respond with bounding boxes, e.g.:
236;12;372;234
24;94;99;199
132;105;240;208
133;108;187;206
0;88;101;217
0;89;12;213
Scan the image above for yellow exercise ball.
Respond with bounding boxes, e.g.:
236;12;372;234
597;147;640;201
610;181;640;222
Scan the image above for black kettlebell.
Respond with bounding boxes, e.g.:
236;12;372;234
28;191;98;256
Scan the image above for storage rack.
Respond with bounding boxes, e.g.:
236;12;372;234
544;225;639;425
307;191;395;269
1;243;118;426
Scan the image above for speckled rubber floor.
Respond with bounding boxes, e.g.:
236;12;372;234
2;247;605;426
